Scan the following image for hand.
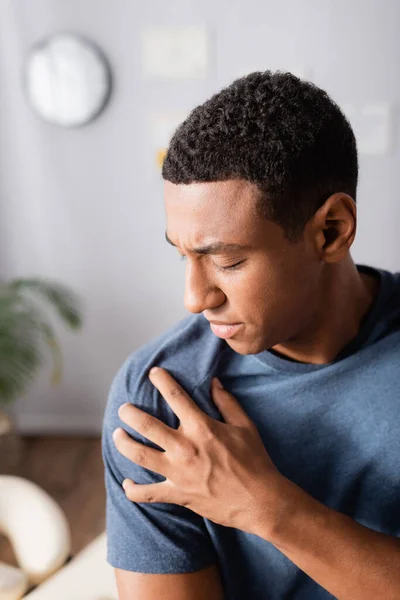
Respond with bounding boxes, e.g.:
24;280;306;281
112;367;286;537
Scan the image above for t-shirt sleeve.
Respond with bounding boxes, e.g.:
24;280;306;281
101;355;218;574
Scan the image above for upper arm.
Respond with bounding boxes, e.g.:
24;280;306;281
115;563;224;600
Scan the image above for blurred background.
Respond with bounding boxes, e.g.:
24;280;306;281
0;0;399;597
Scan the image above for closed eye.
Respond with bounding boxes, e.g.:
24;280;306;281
179;255;245;271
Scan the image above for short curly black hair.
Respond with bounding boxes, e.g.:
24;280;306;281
162;71;358;242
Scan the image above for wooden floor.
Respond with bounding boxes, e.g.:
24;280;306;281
0;436;106;568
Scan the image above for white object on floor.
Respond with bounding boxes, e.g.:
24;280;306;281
23;531;117;600
0;476;71;585
0;561;28;600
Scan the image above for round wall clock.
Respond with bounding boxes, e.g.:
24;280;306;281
24;33;112;128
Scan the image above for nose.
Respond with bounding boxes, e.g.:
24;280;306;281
183;261;225;314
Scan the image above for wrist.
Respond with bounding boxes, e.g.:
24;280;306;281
251;475;302;542
255;475;330;550
250;474;297;543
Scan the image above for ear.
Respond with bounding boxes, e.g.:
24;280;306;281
311;193;357;263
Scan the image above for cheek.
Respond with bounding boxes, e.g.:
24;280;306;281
266;265;319;332
226;264;277;315
239;261;304;320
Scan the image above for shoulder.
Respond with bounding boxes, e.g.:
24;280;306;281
102;313;226;435
101;313;223;574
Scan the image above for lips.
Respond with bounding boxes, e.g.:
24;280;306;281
209;322;242;339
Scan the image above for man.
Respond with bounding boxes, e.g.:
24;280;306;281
101;71;400;599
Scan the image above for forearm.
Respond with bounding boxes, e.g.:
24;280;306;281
258;477;400;600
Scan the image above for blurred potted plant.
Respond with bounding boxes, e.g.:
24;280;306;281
0;278;82;470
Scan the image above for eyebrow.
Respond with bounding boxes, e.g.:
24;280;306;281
165;231;252;255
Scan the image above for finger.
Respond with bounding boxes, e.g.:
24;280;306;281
211;378;255;428
148;367;205;424
113;428;170;477
122;478;184;506
118;402;177;451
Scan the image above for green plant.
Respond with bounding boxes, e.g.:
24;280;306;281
0;278;83;408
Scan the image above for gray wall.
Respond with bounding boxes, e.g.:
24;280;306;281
1;0;399;434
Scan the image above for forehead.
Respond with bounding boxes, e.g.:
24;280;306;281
164;180;260;245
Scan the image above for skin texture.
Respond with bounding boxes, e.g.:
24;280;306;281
114;178;381;599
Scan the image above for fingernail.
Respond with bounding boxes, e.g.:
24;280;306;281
118;403;129;416
149;366;160;375
213;377;223;389
122;479;130;490
113;428;122;440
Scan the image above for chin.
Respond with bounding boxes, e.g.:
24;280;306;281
225;337;267;356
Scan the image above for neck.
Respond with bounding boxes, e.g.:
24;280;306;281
270;255;380;365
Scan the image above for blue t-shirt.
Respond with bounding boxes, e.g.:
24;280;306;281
101;263;400;599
